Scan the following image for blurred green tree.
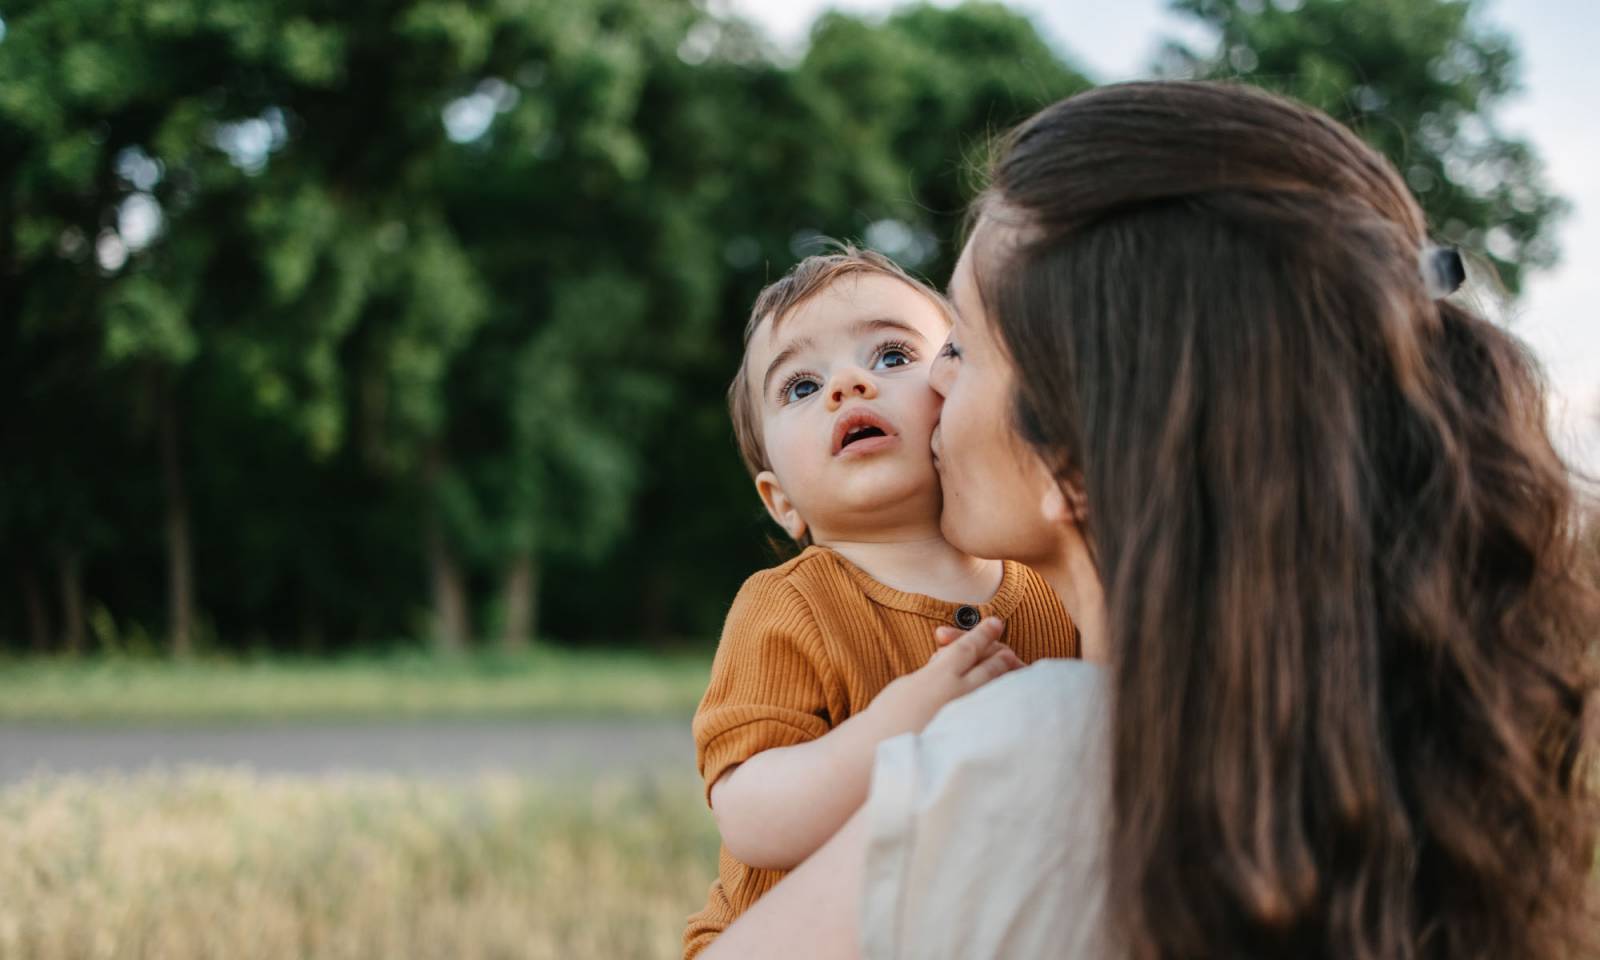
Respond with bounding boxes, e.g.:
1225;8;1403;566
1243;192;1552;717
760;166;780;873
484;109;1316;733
1163;0;1564;293
797;2;1091;282
1;0;724;653
1;0;502;653
0;0;214;653
0;0;1570;653
430;0;725;649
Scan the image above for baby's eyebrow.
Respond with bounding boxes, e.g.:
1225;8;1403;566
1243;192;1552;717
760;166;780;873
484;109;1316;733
851;316;924;340
762;336;815;397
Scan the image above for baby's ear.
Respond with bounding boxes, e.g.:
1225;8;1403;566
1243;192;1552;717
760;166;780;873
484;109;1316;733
755;471;808;541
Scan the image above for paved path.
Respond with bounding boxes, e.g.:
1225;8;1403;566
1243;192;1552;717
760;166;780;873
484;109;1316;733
0;716;695;785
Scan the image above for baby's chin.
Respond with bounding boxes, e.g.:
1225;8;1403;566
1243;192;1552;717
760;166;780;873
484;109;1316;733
829;461;944;521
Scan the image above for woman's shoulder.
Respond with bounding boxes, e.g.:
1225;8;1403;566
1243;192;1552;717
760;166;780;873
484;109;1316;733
862;659;1115;959
887;658;1112;827
924;658;1108;747
979;656;1106;699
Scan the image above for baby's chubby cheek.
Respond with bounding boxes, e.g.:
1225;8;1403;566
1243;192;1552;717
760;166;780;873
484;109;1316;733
905;382;943;438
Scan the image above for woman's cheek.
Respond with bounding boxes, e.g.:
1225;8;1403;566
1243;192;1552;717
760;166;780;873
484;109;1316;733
943;393;985;500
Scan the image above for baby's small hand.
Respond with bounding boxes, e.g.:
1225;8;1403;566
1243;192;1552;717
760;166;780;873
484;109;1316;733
867;618;1023;738
931;617;1022;671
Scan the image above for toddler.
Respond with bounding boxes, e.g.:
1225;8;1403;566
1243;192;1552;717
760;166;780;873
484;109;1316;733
683;246;1078;958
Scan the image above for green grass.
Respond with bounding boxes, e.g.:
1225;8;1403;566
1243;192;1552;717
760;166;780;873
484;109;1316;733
0;770;720;960
0;648;712;724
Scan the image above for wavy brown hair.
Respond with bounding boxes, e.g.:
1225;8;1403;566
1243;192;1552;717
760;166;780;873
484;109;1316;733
975;81;1598;959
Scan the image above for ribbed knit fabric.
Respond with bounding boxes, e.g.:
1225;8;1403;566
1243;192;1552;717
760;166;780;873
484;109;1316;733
682;545;1078;959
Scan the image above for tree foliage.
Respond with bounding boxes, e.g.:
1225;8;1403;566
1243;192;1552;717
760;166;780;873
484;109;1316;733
0;0;1568;652
1164;0;1564;292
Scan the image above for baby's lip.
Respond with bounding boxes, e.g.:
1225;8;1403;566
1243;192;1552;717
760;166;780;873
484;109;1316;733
832;407;898;456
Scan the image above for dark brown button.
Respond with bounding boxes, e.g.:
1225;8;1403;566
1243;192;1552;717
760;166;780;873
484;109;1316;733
954;605;981;629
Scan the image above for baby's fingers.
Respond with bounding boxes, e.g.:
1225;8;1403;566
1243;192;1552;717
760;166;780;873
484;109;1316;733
933;617;1007;672
933;625;964;647
959;646;1023;694
965;642;1023;679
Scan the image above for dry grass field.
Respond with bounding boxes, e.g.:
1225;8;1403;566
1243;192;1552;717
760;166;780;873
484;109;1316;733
0;770;719;960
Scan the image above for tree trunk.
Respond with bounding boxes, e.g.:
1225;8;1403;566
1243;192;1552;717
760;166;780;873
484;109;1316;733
424;449;471;654
499;551;538;652
19;563;51;653
159;377;195;658
427;521;471;654
639;569;673;642
57;550;86;656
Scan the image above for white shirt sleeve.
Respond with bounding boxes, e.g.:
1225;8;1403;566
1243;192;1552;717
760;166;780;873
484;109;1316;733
859;660;1116;960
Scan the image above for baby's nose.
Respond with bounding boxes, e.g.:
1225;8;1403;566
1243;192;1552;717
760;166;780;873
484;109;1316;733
827;369;879;408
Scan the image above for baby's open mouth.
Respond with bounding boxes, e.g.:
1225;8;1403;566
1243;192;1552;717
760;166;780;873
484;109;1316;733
841;424;887;448
832;409;897;456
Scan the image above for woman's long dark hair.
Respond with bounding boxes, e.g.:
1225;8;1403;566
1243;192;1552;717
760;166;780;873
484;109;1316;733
977;81;1597;959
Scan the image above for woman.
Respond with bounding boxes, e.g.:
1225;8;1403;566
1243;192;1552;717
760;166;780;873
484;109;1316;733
705;81;1597;959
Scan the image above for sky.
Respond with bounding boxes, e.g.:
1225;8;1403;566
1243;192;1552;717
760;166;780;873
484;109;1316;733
726;0;1600;476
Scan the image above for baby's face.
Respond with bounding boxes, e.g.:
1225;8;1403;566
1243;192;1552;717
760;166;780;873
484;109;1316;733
745;274;950;539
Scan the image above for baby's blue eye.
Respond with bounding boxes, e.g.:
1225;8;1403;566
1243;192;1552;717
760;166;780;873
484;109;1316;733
875;348;912;370
785;379;820;403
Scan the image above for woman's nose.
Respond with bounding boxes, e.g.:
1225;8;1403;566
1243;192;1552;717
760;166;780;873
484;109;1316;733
929;342;954;398
826;367;878;410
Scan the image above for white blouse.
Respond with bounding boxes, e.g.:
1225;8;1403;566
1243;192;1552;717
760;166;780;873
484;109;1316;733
860;659;1115;959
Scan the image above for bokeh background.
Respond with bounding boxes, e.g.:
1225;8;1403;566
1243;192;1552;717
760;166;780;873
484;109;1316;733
1;0;1595;957
5;0;1594;658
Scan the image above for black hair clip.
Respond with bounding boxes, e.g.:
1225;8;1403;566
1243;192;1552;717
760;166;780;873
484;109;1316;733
1420;245;1466;299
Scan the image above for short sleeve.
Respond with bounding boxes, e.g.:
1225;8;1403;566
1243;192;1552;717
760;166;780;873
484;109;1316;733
692;572;834;804
859;660;1114;960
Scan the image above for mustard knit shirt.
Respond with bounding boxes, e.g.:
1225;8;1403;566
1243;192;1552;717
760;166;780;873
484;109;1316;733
683;545;1079;958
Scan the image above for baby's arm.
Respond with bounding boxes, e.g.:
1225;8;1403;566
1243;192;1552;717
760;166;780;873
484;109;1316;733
711;619;1020;871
